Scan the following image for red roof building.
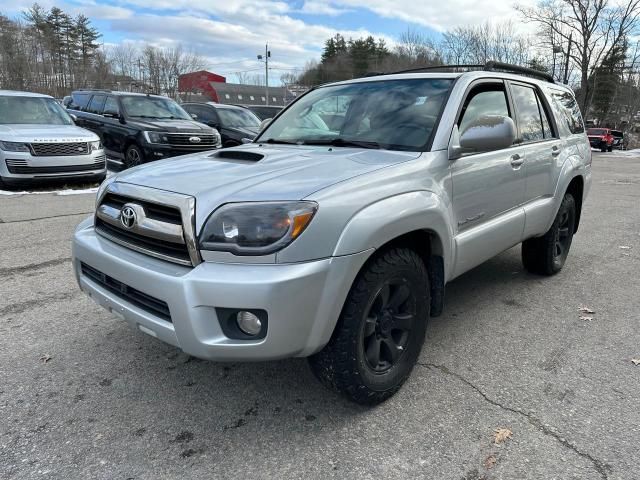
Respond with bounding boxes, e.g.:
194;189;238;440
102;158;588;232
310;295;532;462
178;70;227;103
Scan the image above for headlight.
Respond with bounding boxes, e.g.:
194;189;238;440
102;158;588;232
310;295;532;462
199;201;318;255
143;131;169;144
90;140;102;151
0;141;30;152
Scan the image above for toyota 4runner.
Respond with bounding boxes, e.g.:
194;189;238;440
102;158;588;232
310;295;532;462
72;63;591;404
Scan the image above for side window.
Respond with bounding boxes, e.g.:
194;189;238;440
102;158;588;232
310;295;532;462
540;99;553;139
551;91;584;135
458;86;510;135
87;95;106;114
511;84;544;143
70;93;90;111
103;97;119;116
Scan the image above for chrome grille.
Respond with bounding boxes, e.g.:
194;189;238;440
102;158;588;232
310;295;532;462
6;156;105;174
95;185;199;267
166;133;216;147
30;142;90;156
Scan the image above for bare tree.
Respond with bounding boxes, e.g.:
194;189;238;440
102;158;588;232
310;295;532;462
517;0;640;114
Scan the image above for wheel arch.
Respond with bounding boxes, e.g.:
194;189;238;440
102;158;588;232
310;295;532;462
332;191;454;319
565;175;584;233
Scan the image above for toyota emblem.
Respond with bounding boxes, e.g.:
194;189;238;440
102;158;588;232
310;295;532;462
120;206;137;229
189;136;202;143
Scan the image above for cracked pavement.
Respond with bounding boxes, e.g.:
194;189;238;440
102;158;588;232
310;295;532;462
1;152;639;479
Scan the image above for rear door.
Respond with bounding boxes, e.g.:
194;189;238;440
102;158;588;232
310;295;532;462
508;82;560;204
84;94;106;135
450;80;526;277
101;96;126;158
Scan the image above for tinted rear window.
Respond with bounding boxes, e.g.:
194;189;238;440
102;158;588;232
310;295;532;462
71;93;91;110
549;90;584;135
587;128;607;135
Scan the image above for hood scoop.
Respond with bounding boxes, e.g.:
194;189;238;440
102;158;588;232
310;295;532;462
213;150;264;162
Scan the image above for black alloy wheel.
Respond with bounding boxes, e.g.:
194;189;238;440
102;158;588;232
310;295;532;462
361;280;415;373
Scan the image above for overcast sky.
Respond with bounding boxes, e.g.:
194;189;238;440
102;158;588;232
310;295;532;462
6;0;534;83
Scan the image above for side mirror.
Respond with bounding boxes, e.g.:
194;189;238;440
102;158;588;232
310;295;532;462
449;115;516;160
190;113;198;119
259;118;272;131
69;113;77;122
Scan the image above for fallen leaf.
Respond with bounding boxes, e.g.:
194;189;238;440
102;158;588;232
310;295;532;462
632;358;640;366
579;316;593;321
40;355;52;363
578;306;595;314
484;454;497;469
493;427;512;444
621;252;631;256
619;245;631;249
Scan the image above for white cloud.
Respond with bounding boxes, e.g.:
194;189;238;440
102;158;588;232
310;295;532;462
299;1;352;16
331;0;536;31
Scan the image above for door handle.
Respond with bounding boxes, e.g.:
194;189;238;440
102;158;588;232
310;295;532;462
510;154;524;168
551;146;561;157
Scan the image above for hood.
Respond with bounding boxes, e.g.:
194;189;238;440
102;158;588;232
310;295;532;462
0;124;98;142
114;143;420;227
124;118;213;133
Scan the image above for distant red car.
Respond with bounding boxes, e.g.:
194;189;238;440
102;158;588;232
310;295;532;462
587;128;614;152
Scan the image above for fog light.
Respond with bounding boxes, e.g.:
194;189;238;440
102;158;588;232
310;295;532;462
236;311;262;336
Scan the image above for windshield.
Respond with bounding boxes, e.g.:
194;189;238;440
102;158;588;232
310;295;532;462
120;96;192;120
587;128;607;135
0;96;73;125
218;108;261;128
257;78;453;151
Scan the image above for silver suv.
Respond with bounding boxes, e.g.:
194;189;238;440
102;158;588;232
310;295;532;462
72;64;591;404
0;90;106;187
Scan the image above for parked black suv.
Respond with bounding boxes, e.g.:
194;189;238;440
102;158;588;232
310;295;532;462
181;103;260;148
68;90;221;168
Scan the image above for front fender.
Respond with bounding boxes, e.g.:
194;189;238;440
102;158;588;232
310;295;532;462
332;191;454;279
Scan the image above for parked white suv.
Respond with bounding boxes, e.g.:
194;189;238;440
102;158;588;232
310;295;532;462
0;90;106;187
73;63;591;404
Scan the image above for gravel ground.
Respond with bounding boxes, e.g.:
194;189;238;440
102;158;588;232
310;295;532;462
1;152;639;480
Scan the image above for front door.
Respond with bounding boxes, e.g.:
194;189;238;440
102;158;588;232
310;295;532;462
450;80;526;278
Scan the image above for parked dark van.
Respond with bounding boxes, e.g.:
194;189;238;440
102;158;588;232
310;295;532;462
68;90;221;168
181;102;261;148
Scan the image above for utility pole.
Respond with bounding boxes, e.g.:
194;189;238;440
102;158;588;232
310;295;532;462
563;32;572;85
257;44;270;105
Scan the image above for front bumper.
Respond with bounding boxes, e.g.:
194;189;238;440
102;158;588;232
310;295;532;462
0;148;106;181
72;217;370;361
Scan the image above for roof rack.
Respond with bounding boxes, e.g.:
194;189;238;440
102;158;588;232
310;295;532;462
378;61;555;83
76;88;113;92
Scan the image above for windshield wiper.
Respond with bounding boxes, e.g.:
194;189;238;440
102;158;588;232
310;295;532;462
261;138;300;145
130;115;183;119
303;138;381;149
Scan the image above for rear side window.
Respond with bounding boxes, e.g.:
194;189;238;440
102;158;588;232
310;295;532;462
87;95;106;114
511;84;545;142
70;93;90;110
549;90;584;135
458;86;510;135
103;96;119;115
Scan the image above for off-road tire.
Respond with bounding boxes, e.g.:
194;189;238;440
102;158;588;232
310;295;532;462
522;193;576;276
308;248;430;405
124;144;144;169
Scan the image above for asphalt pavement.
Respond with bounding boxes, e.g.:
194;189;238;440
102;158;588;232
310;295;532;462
0;152;639;480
